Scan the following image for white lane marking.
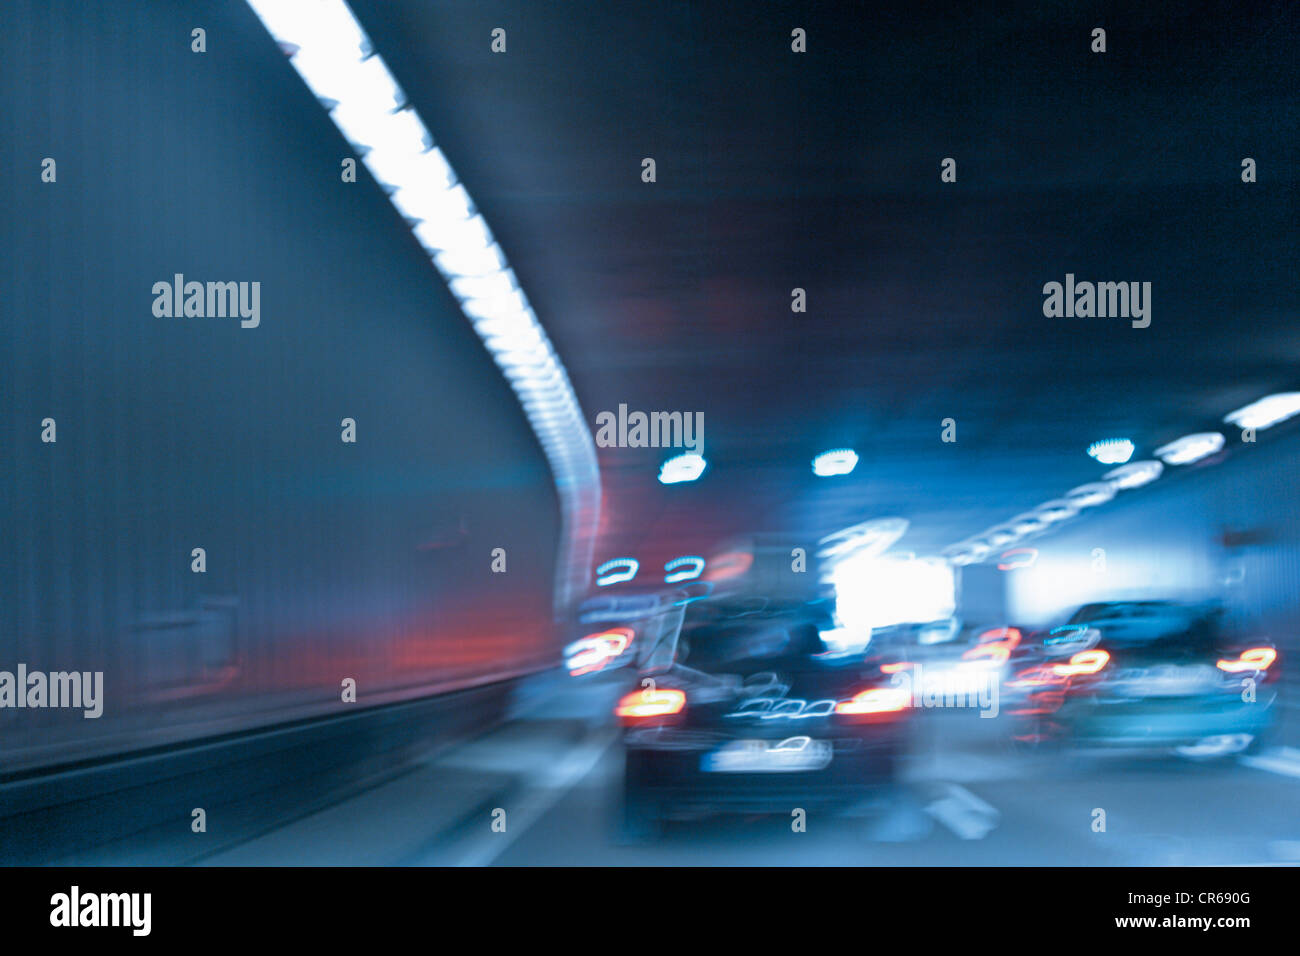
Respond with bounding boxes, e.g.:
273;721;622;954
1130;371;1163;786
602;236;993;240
925;783;1000;840
450;729;617;867
1239;746;1300;779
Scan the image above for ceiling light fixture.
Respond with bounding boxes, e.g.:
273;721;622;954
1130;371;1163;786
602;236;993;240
1065;482;1117;508
1104;459;1164;490
246;0;601;612
659;453;707;484
1223;393;1300;432
1155;432;1225;466
812;448;859;477
1087;438;1135;465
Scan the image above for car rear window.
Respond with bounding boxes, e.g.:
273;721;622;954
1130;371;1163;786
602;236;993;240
1066;604;1221;650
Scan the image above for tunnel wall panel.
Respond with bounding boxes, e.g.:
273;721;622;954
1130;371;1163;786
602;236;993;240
0;0;562;774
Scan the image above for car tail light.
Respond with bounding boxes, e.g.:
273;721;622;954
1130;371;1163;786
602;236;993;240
1051;649;1110;677
565;627;633;676
963;644;1010;663
1006;664;1058;688
978;627;1022;647
615;687;685;722
963;627;1021;663
835;686;911;715
1216;646;1277;673
880;661;913;674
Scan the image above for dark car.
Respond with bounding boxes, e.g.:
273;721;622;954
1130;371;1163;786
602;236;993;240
616;596;913;838
1002;601;1279;758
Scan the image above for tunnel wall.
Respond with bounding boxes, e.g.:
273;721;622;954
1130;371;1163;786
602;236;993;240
0;0;562;774
1004;428;1300;653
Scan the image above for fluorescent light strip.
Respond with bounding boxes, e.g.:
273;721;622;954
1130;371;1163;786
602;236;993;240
944;392;1281;564
1034;499;1078;524
1010;513;1048;535
1065;481;1116;508
1104;459;1164;490
1155;431;1224;466
246;0;600;614
1224;393;1300;431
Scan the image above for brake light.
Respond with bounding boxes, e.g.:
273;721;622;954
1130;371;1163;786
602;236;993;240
615;687;685;720
835;687;911;715
880;661;913;674
963;627;1022;663
963;644;1010;663
1216;647;1277;673
1006;664;1058;688
1052;649;1110;677
565;627;634;676
978;627;1022;646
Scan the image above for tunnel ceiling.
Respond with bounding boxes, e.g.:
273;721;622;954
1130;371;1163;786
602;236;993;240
342;0;1298;567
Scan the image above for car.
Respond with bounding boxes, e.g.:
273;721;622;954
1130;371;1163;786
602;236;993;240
615;595;913;839
1001;601;1279;758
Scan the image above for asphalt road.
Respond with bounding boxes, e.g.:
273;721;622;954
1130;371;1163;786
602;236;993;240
193;674;1300;867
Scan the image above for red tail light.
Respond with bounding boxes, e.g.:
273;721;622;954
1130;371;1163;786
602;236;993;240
566;627;634;676
1051;649;1110;677
835;686;911;715
615;687;685;722
963;643;1010;663
977;626;1022;647
963;627;1022;663
1216;646;1277;673
1006;664;1057;688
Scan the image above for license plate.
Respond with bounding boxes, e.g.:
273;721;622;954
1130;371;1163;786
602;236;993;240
701;737;833;773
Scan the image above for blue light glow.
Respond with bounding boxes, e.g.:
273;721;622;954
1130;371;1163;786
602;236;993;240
812;448;859;477
1104;459;1164;490
1087;438;1135;465
663;556;705;583
595;558;639;587
658;453;707;484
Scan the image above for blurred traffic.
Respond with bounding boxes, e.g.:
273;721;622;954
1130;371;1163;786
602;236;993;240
3;0;1298;868
553;521;1294;848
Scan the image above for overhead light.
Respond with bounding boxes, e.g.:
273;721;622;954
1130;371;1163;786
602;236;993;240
943;540;991;567
1104;459;1164;490
830;554;955;632
246;0;601;613
985;527;1019;549
659;453;707;484
816;518;909;562
1087;438;1135;465
248;0;368;56
1155;432;1225;466
1010;513;1048;535
363;138;448;193
812;448;859;477
1035;499;1079;523
1065;482;1117;508
663;556;706;583
1224;393;1300;432
595;558;639;587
